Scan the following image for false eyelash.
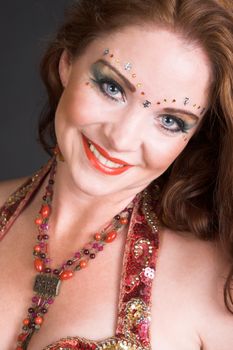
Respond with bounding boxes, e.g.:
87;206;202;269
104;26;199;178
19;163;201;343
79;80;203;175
159;114;189;134
90;75;126;102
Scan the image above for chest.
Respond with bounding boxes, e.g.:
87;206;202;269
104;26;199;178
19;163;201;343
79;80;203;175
0;215;127;350
0;218;232;350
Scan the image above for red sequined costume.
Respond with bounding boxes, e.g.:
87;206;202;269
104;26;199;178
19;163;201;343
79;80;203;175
0;159;159;350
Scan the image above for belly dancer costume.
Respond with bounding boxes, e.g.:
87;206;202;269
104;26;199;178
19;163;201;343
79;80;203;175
0;158;159;350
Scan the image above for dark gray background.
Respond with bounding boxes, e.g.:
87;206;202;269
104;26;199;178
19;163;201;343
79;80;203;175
0;1;74;180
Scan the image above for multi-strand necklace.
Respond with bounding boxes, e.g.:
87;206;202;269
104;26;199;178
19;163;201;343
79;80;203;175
15;157;134;350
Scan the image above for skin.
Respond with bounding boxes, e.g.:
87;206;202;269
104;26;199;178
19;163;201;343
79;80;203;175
0;26;233;350
51;26;211;241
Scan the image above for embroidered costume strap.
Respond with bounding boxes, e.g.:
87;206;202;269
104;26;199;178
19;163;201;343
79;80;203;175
0;159;53;241
116;193;159;349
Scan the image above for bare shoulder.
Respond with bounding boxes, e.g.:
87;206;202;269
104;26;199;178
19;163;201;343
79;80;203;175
0;176;29;207
150;227;233;350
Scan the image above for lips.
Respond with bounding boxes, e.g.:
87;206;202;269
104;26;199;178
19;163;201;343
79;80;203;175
82;134;133;175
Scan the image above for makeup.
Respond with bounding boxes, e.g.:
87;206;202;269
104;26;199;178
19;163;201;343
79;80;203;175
82;135;134;176
184;97;190;105
143;100;152;108
90;61;126;103
124;62;132;71
92;60;136;94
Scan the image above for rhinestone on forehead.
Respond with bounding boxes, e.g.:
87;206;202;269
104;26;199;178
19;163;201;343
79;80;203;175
124;62;132;71
143;100;152;108
103;48;110;55
184;97;190;106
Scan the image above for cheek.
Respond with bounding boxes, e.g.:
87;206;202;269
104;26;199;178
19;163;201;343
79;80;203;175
146;138;186;171
56;84;110;127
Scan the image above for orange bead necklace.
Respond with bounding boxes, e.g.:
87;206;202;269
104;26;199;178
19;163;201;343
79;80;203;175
16;157;133;350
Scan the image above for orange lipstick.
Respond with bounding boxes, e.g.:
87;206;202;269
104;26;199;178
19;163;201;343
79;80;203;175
82;134;133;175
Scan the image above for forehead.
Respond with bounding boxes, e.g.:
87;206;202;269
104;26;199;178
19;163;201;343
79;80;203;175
80;26;212;107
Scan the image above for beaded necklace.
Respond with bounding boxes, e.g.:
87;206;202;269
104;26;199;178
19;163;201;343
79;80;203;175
16;157;134;350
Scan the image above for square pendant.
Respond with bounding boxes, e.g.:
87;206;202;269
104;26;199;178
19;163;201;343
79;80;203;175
33;274;61;297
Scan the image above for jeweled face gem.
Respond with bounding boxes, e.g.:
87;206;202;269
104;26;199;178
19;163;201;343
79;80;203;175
124;62;132;71
103;48;110;55
184;97;190;105
143;100;152;108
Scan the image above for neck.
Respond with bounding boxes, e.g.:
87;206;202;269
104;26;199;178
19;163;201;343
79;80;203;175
45;159;138;243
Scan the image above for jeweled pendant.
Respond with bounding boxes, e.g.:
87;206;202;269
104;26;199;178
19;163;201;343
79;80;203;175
33;274;61;297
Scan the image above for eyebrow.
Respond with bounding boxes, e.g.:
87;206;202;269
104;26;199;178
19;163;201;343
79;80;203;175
163;107;200;121
96;59;136;93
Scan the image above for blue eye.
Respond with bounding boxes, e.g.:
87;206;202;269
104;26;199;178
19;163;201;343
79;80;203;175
91;76;126;103
160;115;188;133
103;82;121;97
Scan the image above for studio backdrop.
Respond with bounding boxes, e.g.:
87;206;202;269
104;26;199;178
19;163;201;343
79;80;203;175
0;0;73;181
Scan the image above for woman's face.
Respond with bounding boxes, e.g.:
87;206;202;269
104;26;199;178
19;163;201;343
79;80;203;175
55;26;212;197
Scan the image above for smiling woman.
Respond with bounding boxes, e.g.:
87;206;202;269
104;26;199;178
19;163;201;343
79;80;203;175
0;1;233;350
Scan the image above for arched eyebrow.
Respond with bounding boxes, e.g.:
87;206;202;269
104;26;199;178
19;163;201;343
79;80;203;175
163;107;200;121
95;59;136;93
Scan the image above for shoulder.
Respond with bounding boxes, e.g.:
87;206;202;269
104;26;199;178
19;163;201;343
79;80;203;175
151;227;233;350
0;177;29;208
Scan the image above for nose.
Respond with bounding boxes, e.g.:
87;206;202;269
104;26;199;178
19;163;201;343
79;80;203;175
103;107;146;152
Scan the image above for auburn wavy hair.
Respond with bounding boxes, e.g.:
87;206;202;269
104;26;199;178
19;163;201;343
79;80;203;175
38;0;233;312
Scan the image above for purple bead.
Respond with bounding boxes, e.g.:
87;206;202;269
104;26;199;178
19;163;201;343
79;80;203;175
47;298;54;304
92;243;99;249
98;245;104;251
75;252;81;259
32;296;39;303
39;242;45;248
45;258;51;263
40;223;49;230
32;312;37;318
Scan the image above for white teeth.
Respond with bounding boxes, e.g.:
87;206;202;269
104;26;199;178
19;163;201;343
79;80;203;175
90;144;95;152
88;142;124;168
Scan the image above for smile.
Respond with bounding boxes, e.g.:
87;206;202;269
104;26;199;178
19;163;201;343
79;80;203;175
82;134;133;175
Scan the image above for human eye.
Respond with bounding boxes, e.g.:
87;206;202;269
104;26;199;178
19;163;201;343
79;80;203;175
158;114;189;134
91;76;126;103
